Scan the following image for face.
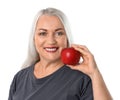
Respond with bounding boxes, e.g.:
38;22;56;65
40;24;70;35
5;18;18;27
34;15;68;63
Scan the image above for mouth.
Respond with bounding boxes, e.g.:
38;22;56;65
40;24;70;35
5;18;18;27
44;47;59;52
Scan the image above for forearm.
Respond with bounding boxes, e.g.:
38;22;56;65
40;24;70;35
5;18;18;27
90;69;113;100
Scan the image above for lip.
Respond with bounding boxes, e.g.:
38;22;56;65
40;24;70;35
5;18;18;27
44;47;59;52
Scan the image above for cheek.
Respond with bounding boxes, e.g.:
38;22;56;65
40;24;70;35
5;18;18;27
34;37;39;46
34;36;42;51
34;35;43;45
59;38;68;48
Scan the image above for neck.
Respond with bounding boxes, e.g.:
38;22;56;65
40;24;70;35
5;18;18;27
38;59;63;69
34;60;64;78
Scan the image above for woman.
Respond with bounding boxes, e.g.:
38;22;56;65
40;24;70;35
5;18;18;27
8;8;112;100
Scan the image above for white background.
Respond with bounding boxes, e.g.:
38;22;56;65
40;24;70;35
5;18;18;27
0;0;120;100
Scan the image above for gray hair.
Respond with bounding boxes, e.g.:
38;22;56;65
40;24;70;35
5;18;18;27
22;7;73;69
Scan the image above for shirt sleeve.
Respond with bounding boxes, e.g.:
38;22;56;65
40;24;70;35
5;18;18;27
8;74;17;100
67;74;93;100
80;76;93;100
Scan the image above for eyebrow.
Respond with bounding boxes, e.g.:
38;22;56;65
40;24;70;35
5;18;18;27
55;28;64;31
38;28;64;31
38;28;47;31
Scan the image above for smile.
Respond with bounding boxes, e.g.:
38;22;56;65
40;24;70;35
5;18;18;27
44;47;58;52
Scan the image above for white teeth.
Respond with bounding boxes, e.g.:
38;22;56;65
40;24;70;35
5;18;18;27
45;48;57;52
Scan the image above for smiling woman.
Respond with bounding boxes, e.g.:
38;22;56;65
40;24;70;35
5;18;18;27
8;7;112;100
21;8;73;68
34;15;68;64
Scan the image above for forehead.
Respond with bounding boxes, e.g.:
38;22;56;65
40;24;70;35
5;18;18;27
36;15;64;29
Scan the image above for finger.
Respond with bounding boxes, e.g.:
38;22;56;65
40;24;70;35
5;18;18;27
71;44;94;66
71;44;93;57
71;44;90;52
73;47;93;64
74;46;89;56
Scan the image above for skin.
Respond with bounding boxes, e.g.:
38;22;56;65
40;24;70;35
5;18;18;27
34;15;112;99
34;15;68;78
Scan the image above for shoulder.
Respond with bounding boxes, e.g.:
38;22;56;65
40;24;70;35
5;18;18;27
9;65;34;95
63;65;91;81
13;65;33;81
62;65;92;91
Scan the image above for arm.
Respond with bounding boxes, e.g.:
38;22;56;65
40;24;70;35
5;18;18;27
69;44;113;100
91;68;112;100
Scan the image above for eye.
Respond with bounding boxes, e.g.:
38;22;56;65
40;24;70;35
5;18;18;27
38;32;47;36
56;31;64;36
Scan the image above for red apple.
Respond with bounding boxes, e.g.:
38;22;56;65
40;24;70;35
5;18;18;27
61;47;81;65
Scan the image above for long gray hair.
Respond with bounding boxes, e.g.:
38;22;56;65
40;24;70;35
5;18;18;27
22;7;73;69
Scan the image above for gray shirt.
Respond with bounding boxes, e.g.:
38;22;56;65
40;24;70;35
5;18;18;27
8;64;93;100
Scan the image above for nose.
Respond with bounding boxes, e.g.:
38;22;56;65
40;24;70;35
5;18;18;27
47;34;57;45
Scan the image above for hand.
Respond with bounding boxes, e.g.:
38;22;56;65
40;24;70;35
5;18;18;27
68;44;98;77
